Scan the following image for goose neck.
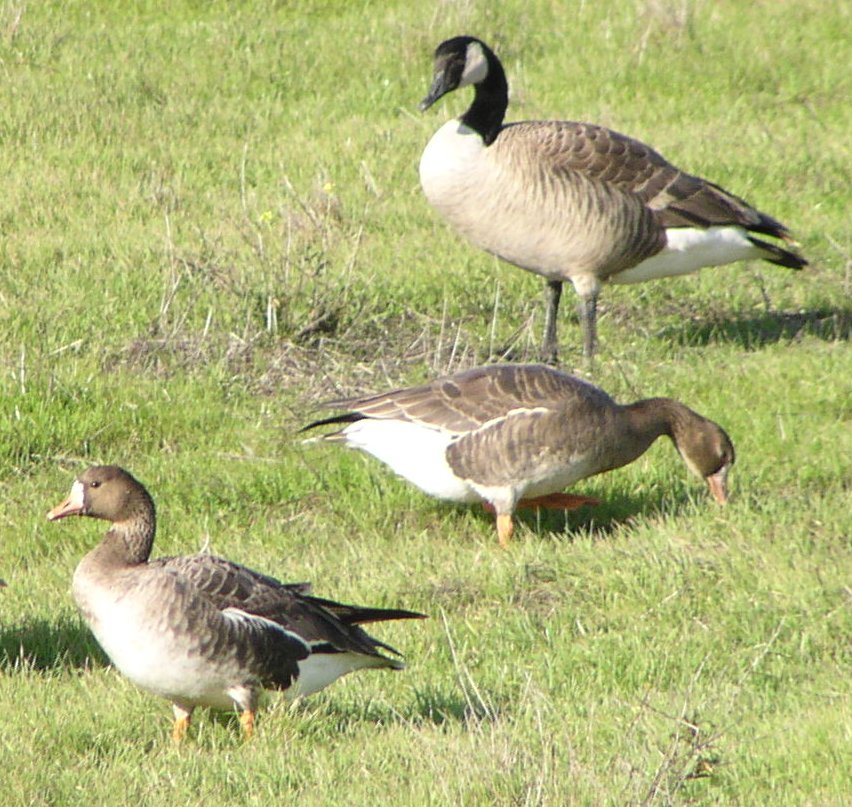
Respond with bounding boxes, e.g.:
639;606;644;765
97;506;156;567
623;397;683;445
461;61;508;145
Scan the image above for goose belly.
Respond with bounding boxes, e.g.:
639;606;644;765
340;419;478;503
75;579;236;710
612;226;759;284
461;450;601;515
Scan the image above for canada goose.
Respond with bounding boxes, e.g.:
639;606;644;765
47;466;425;741
302;363;734;548
419;36;807;362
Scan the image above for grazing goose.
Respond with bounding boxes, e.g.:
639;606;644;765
418;35;807;362
47;466;425;741
303;364;734;549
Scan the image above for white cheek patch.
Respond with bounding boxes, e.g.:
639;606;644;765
459;41;489;87
69;480;86;509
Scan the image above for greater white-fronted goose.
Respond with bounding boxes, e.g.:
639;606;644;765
47;465;425;741
419;36;807;362
303;364;734;548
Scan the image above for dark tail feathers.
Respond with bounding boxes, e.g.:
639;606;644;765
306;596;427;626
747;235;808;270
299;412;366;433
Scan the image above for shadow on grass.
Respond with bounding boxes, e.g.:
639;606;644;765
507;485;694;541
308;687;505;730
663;306;850;349
408;686;502;726
433;484;706;546
0;615;106;673
186;686;497;744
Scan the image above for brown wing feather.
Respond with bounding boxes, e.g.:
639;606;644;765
447;409;567;487
151;554;422;659
497;120;794;237
312;365;616;435
445;374;615;487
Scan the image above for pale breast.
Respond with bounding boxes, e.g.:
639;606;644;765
73;565;239;709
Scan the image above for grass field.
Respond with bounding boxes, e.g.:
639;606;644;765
1;0;850;804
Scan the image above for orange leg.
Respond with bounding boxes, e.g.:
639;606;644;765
516;492;599;511
496;513;514;549
172;704;192;744
240;709;256;740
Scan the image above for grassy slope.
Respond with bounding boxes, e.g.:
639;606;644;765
0;0;849;804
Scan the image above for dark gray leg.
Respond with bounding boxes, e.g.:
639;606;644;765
541;279;562;364
578;292;598;362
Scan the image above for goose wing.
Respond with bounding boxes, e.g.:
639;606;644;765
498;120;793;236
445;385;610;487
307;364;613;435
151;554;311;614
152;554;423;659
123;564;311;693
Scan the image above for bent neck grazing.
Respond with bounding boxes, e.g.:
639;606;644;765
620;397;686;459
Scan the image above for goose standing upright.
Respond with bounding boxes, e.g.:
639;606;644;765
48;465;425;741
418;36;807;362
303;363;735;548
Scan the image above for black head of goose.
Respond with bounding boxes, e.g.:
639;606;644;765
47;465;425;742
419;36;807;363
303;364;734;548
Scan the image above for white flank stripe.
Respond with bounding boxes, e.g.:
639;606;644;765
288;652;382;700
612;226;759;285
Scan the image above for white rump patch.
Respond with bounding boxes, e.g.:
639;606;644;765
612;226;759;285
460;41;489;87
287;651;391;700
340;419;478;503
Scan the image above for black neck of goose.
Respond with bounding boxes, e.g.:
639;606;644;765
101;495;156;565
460;58;508;146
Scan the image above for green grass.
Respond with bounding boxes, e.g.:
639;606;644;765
1;0;850;804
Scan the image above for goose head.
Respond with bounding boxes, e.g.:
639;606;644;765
47;465;151;525
419;36;494;111
671;414;735;505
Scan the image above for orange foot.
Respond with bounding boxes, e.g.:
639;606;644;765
240;709;255;740
482;493;599;515
517;493;600;511
496;513;514;550
172;705;192;744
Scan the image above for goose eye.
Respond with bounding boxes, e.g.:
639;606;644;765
89;480;101;489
